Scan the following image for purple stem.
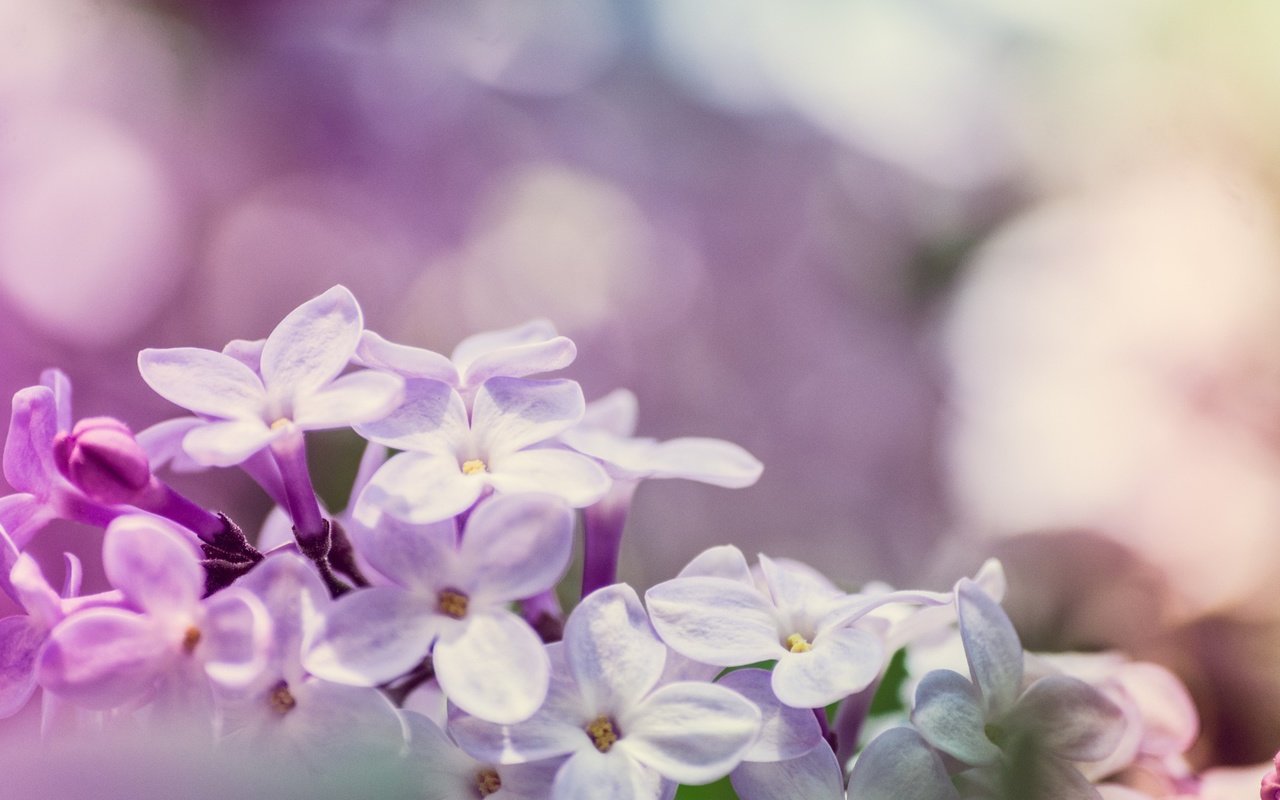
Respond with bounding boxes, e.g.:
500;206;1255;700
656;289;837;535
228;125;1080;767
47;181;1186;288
270;432;325;546
239;449;289;509
135;480;225;542
579;482;638;599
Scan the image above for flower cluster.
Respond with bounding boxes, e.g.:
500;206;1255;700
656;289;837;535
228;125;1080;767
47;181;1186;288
0;287;1244;799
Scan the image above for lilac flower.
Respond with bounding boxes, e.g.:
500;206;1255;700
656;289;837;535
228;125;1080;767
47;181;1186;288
403;711;561;800
909;581;1126;800
218;553;405;769
846;726;959;800
304;493;574;724
449;584;762;800
38;514;270;712
353;377;610;524
645;545;952;709
137;285;404;468
355;319;576;402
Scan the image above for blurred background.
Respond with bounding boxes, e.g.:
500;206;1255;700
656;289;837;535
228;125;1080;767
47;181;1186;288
4;0;1280;768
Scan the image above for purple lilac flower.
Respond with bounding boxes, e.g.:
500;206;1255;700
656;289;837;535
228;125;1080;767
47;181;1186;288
450;584;762;800
353;377;609;524
304;493;574;724
355;318;577;403
909;581;1126;800
37;514;270;713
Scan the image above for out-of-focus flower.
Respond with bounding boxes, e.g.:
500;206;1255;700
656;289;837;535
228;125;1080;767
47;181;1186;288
846;726;957;800
402;711;561;800
52;417;150;506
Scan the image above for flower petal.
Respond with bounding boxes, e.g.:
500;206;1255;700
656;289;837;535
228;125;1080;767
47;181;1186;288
434;611;550;725
273;679;406;769
580;389;639;437
355;452;483;525
0;615;44;717
645;577;783;666
620;680;762;785
957;578;1023;716
677;545;755;584
566;585;666;712
551;748;657;800
355;330;458;384
486;447;611;508
260;285;363;397
201;588;272;690
716;668;822;762
460;493;574;604
1005;674;1126;763
452;320;560;371
347;511;457;594
4;385;59;494
910;668;1001;766
292;370;405;430
354;378;468;454
38;608;168;709
462;335;577;388
182;419;284;467
138;347;266;419
472;378;585;456
103;515;202;614
770;625;884;708
303;586;438;686
10;553;60;629
846;727;960;800
40;368;72;432
136;417;207;473
732;743;846;800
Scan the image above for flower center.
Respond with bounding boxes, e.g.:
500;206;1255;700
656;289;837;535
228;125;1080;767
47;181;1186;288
586;715;619;753
785;633;812;653
268;681;297;715
475;769;502;797
462;458;487;475
437;588;470;619
182;626;202;654
270;418;292;431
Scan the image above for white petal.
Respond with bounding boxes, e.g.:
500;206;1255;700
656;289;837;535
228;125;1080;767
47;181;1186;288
910;668;1001;766
452;319;559;371
846;727;960;800
676;545;754;583
551;749;656;800
201;588;271;690
434;611;550;725
580;389;639;437
303;587;438;686
260;285;363;397
356;452;484;525
103;515;203;614
957;579;1023;716
292;370;405;430
354;378;469;454
716;668;822;762
487;448;611;508
346;510;457;593
355;330;458;384
462;335;577;388
138;348;265;419
620;681;762;785
182;420;284;467
472;378;584;456
645;577;783;666
770;626;884;708
136;417;207;473
566;585;666;712
459;493;574;604
732;744;845;800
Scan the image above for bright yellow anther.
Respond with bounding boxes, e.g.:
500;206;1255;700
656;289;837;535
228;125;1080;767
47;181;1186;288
476;769;502;797
462;458;487;475
270;418;291;431
785;633;812;653
438;588;470;619
586;716;619;753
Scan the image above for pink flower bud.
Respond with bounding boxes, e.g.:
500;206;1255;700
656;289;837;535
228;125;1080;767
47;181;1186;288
53;417;152;505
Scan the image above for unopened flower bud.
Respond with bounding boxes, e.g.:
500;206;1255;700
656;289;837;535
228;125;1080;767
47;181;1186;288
53;416;152;505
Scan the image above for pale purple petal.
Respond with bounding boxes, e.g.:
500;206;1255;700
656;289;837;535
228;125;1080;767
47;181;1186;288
355;452;484;525
1115;662;1198;757
462;335;577;387
260;285;363;397
40;368;72;432
910;669;1001;766
355;330;458;384
1034;756;1109;800
957;579;1023;716
10;553;60;629
236;552;330;680
566;584;666;712
182;419;285;467
354;378;468;453
452;319;560;370
486;448;611;508
201;588;271;690
222;338;265;370
269;679;406;769
0;615;43;717
0;494;51;550
645;577;783;666
138;347;266;418
38;608;168;709
472;378;585;456
552;748;656;800
770;625;884;708
401;711;487;799
103;515;202;614
732;743;846;800
347;511;457;593
758;554;842;617
255;506;297;554
350;441;388;500
304;586;440;686
643;437;763;487
620;681;761;785
581;389;639;437
4;385;59;494
459;493;574;604
292;370;405;430
136;417;207;473
717;668;822;762
677;545;755;583
846;727;960;800
61;552;82;599
434;611;550;725
1005;674;1126;762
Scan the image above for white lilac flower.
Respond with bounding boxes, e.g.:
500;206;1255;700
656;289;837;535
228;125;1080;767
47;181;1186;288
137;285;404;468
645;545;953;709
449;584;762;800
218;553;405;770
37;514;270;714
909;581;1126;800
303;493;574;724
355;318;576;402
353;377;610;524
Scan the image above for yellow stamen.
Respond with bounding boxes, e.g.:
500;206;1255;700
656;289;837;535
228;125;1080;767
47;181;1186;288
438;588;470;619
476;769;502;797
462;458;487;475
270;418;291;431
785;633;812;653
586;716;618;753
268;681;297;715
182;626;202;654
